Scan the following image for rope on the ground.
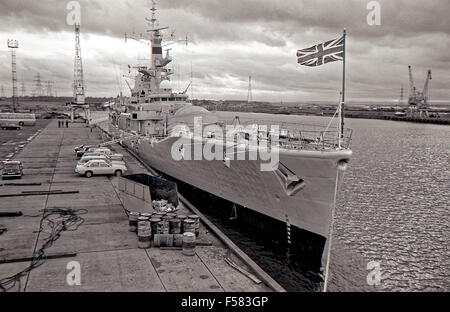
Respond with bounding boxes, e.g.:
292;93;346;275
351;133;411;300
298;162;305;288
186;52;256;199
0;208;87;292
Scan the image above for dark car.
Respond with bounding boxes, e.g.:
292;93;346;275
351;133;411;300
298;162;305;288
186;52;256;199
1;161;23;179
75;145;95;158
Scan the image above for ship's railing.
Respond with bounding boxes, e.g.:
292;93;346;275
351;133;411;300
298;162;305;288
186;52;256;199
169;121;352;151
277;128;353;151
218;120;353;150
109;117;353;151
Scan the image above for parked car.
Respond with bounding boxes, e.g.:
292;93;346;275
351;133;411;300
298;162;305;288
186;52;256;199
1;160;23;179
75;159;127;178
85;147;124;161
75;145;95;158
77;155;125;166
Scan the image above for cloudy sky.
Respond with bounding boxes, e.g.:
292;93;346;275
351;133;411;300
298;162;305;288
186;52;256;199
0;0;449;103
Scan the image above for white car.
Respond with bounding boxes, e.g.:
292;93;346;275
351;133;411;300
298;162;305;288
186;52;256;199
77;155;125;167
85;147;124;161
75;159;127;178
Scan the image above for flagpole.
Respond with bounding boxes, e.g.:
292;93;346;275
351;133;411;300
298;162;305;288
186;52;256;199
340;29;347;146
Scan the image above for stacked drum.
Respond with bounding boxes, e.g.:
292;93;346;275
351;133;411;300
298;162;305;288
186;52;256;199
128;210;199;255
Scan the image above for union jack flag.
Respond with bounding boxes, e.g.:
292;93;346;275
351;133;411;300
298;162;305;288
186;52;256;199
297;36;344;67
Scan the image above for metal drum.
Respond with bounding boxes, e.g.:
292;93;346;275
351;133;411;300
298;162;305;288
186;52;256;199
162;214;174;222
138;216;149;223
140;212;152;220
182;232;196;256
153;234;174;247
155;211;167;218
157;219;170;234
183;219;195;235
137;220;151;249
188;214;200;236
128;212;140;233
173;234;183;247
166;212;177;219
177;215;187;232
150;217;161;237
169;218;182;234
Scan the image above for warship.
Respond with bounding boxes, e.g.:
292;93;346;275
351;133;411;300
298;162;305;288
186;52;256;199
108;3;353;267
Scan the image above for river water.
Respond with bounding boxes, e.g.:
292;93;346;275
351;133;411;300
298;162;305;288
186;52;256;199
187;112;449;292
97;110;449;291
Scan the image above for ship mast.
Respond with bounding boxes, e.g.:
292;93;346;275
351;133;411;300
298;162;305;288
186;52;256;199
145;1;172;92
150;1;157;29
122;0;191;104
124;1;173;95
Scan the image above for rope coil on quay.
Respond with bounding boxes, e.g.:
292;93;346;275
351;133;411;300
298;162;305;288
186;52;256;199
0;208;87;292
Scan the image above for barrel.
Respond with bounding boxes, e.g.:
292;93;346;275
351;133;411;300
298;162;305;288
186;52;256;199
183;219;195;235
138;220;151;235
182;232;196;256
140;212;152;220
157;219;170;234
128;212;140;233
138;216;149;222
137;220;151;249
169;218;182;234
153;234;174;248
173;234;183;247
150;217;161;237
177;215;187;232
166;212;177;219
155;211;167;218
188;214;200;236
162;214;175;222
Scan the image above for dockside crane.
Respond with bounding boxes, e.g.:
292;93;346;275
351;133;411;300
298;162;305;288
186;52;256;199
407;65;432;116
422;69;432;103
69;24;90;122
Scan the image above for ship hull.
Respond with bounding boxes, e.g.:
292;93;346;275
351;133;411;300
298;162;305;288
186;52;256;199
130;136;350;240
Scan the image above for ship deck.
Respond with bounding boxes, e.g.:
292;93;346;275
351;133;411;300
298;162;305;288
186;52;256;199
0;120;283;292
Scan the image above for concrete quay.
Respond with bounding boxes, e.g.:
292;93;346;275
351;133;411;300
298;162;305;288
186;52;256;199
0;120;282;292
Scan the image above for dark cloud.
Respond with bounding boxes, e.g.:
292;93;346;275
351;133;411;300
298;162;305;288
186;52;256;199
0;0;448;102
2;1;449;43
